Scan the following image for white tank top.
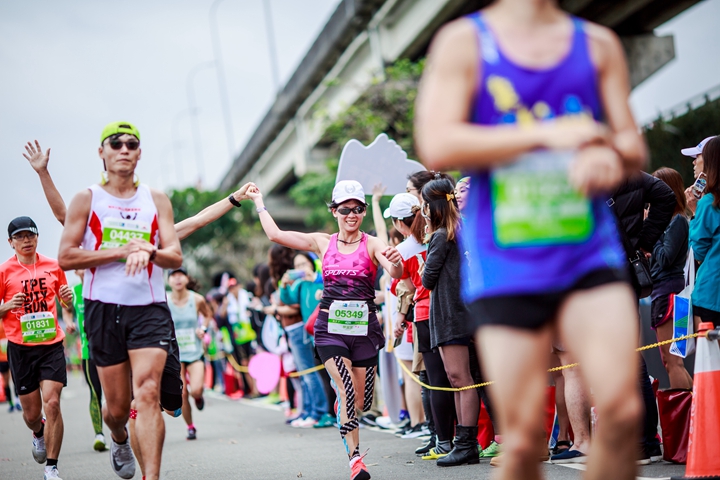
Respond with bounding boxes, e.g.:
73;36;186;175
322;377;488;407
82;184;166;306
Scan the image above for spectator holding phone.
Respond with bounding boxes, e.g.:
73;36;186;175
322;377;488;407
682;136;716;215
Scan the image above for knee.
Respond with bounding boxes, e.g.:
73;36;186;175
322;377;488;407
597;390;642;434
134;378;160;405
43;396;61;418
502;431;542;464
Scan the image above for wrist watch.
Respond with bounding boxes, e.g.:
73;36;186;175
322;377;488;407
228;194;242;208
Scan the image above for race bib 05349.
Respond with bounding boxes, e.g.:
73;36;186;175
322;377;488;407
328;301;369;336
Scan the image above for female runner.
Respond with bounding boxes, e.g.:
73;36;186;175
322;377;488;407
167;267;214;440
247;180;403;480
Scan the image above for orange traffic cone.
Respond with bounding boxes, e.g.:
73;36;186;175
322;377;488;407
672;322;720;480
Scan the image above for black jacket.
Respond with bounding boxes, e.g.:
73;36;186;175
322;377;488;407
610;171;676;258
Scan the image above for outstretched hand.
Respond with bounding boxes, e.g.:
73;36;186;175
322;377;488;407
232;182;257;202
372;183;386;202
246;185;262;201
23;140;50;172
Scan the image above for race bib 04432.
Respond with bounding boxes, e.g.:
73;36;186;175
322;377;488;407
490;150;594;247
101;218;152;250
328;301;369;336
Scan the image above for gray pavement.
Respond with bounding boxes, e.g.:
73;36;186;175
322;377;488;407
0;372;688;479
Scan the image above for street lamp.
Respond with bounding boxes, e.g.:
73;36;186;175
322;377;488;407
262;0;281;93
187;61;216;186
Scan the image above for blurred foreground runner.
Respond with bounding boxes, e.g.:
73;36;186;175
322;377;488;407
415;1;646;479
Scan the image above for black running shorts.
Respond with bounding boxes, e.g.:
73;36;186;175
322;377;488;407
0;361;9;374
84;300;175;367
7;341;67;395
469;268;629;331
160;337;183;412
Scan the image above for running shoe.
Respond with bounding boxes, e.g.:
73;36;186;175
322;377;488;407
374;416;392;430
393;424;412;437
32;419;47;464
8;404;14;413
638;443;663;464
550;449;587;464
313;413;336;429
109;431;136;479
358;413;378;428
292;417;318;428
401;423;429;439
187;426;197;440
350;457;371;480
43;465;62;480
479;440;501;458
15;399;22;411
93;433;108;452
194;395;205;411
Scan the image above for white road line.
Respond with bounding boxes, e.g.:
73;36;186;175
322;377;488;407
554;463;670;480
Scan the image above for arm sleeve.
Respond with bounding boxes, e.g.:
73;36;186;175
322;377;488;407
652;216;689;270
421;230;449;291
689;197;718;263
278;282;301;306
638;174;676;252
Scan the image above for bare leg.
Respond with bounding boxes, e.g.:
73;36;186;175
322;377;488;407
19;389;44;434
656;321;693;390
558;283;642;480
128;400;144;476
439;344;479;426
476;324;553;480
180;364;193;427
400;360;424;426
549;356;570;445
39;380;64;460
97;361;132;443
128;348;167;480
187;360;205;401
556;350;591;454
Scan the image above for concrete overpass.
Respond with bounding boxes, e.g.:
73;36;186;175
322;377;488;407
219;0;700;226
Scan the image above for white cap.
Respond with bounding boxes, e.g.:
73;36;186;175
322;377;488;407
332;180;366;204
383;193;420;219
681;136;716;158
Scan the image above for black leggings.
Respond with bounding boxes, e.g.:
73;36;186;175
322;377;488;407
422;350;456;442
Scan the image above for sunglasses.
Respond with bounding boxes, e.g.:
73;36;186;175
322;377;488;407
337;206;366;215
108;139;140;151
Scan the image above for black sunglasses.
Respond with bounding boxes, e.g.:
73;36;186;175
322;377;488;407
337;206;366;215
108;139;140;151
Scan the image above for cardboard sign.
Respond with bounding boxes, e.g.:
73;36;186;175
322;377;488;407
335;134;426;195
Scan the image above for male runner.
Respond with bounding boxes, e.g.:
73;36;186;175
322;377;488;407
58;121;183;480
415;1;645;479
0;216;73;480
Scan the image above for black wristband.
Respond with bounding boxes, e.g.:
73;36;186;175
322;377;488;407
228;194;242;208
149;248;157;261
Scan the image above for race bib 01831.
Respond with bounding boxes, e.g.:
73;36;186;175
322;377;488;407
20;312;57;343
490;150;594;247
328;301;369;336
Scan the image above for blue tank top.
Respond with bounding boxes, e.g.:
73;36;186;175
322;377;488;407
460;12;625;301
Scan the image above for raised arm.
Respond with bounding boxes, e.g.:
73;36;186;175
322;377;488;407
371;183;388;245
414;20;608;172
246;186;327;255
175;182;256;241
23;141;67;225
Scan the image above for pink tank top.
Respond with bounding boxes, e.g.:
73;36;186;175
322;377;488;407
320;233;377;309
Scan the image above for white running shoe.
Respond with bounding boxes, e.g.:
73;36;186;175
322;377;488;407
32;425;47;464
94;433;108;452
109;432;136;479
296;417;318;429
44;465;63;480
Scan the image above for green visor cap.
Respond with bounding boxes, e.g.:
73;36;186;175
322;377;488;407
100;121;141;144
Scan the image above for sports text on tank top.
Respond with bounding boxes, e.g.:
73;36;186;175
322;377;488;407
320;233;378;310
81;184;167;306
459;12;625;302
168;294;203;363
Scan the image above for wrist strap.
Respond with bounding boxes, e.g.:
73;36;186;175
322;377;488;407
228;194;242;208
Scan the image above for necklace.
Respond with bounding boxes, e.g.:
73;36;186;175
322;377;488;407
337;232;363;245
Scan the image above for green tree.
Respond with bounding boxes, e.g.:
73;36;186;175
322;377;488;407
290;58;425;229
168;187;267;288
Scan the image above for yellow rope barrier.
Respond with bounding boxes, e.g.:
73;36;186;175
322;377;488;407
223;332;703;392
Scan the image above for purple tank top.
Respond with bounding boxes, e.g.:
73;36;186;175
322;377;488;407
320;233;378;309
460;12;625;301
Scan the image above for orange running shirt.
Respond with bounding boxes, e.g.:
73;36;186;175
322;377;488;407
0;254;67;346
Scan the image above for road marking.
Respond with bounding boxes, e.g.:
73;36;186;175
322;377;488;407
554;463;670;480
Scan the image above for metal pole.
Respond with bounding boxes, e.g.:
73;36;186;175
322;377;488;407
209;0;236;159
262;0;281;93
186;61;215;186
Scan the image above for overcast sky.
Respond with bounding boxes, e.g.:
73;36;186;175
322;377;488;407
1;0;719;263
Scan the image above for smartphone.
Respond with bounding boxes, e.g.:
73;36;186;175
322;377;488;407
287;269;305;281
692;173;707;199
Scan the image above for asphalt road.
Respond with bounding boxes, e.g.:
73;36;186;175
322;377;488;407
0;372;689;480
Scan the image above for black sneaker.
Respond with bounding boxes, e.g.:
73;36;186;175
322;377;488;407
194;395;205;411
187;426;197;440
400;423;428;439
394;424;412;437
358;414;378;428
638;443;662;465
415;434;437;455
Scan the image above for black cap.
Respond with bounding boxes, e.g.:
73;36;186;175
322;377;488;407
168;267;188;276
8;216;38;238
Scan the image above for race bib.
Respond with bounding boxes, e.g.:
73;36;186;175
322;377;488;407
328;301;369;336
490;150;593;247
20;312;57;344
101;218;152;250
176;328;199;355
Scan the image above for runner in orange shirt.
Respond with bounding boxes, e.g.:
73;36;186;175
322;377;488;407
0;319;22;412
0;216;72;480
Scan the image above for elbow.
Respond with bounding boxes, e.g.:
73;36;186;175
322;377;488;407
416;128;453;171
58;250;72;271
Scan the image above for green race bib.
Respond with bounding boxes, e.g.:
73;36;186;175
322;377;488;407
176;328;199;355
101;218;152;252
20;312;57;344
328;301;369;336
0;339;7;355
491;150;593;247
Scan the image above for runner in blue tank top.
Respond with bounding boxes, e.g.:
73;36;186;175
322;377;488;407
415;1;646;479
